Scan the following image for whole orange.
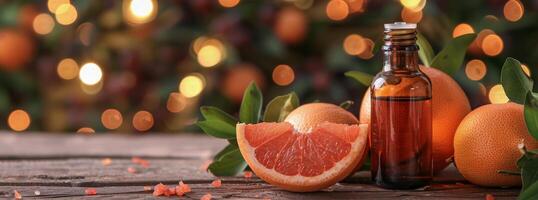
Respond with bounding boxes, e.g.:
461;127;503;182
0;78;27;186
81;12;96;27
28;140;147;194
285;103;358;132
222;63;265;103
454;103;538;187
0;29;34;71
360;66;471;173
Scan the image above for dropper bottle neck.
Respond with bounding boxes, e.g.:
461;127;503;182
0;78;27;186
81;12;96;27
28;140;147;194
382;22;419;72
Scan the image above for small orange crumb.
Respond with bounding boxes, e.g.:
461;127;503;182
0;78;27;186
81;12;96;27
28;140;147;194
201;193;212;200
244;171;253;178
14;190;22;199
131;157;150;167
167;187;176;196
486;194;495;200
131;156;142;163
143;186;152;191
85;188;97;195
200;160;212;171
211;179;222;188
127;167;137;174
176;181;191;196
153;183;167;196
101;158;112;166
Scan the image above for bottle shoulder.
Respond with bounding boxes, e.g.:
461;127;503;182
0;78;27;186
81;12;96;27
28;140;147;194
371;70;431;97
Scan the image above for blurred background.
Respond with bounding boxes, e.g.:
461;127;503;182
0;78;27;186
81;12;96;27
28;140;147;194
0;0;532;133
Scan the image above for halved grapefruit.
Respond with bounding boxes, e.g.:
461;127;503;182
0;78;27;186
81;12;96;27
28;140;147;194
237;122;368;192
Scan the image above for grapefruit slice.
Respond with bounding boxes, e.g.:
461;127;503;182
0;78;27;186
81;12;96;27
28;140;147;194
237;122;368;192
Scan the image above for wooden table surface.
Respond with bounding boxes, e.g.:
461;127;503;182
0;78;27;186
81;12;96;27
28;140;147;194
0;132;519;199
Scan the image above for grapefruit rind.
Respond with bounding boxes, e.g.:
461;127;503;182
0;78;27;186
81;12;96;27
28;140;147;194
237;122;368;192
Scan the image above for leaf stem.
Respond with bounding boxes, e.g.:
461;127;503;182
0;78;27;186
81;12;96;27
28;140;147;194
497;170;521;176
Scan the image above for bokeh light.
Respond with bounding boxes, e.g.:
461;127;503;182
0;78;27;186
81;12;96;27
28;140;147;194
482;34;503;56
357;38;375;59
475;29;494;49
521;64;531;76
101;109;123;130
79;62;103;85
54;3;78;25
133;110;154;132
347;0;365;13
218;0;240;8
272;64;295;86
401;8;422;23
33;13;55;35
166;92;187;113
197;45;222;67
8;109;31;132
343;34;366;56
400;0;426;11
489;84;509;104
326;0;349;21
47;0;70;13
179;74;205;98
452;23;474;38
77;23;94;46
465;59;487;81
57;58;79;80
123;0;157;25
77;127;95;135
504;0;524;22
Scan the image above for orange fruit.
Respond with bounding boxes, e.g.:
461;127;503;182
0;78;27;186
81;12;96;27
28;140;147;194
274;7;307;44
237;122;368;192
360;66;471;173
454;103;538;187
284;103;359;132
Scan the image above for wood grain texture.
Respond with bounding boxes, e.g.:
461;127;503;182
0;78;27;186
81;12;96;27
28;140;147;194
0;132;520;199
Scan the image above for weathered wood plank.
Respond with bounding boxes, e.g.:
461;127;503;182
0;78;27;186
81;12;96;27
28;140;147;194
0;133;227;159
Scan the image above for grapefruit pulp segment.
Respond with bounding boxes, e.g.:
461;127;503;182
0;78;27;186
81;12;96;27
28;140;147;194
237;122;368;192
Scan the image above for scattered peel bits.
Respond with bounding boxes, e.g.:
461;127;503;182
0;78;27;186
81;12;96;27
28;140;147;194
153;183;168;196
101;158;112;166
127;167;137;174
131;156;150;167
211;179;222;188
201;193;212;200
243;171;253;179
485;194;495;200
85;188;97;196
176;181;192;196
14;190;22;199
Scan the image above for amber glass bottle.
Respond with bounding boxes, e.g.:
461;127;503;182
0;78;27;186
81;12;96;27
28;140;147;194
370;22;433;189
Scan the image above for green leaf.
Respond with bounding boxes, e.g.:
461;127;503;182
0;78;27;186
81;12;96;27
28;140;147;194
239;82;263;124
339;100;354;110
524;92;538;141
520;181;538;200
200;106;237;126
208;148;248;176
213;144;239;161
518;146;538;199
417;33;434;67
196;120;236;139
431;34;476;75
502;57;534;104
345;71;373;86
263;92;299;122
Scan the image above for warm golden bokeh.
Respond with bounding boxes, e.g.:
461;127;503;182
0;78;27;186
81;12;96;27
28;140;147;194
400;0;426;11
475;29;494;49
8;109;31;132
401;8;422;23
101;109;123;130
481;34;503;56
452;23;474;38
47;0;70;13
77;127;95;135
79;62;103;85
347;0;365;13
55;3;78;25
465;59;487;81
272;64;295;86
488;84;509;104
133;110;154;132
218;0;240;8
57;58;79;80
123;0;158;25
357;38;374;59
326;0;349;21
166;92;187;113
503;0;524;22
197;45;222;67
343;34;366;56
179;74;205;98
33;13;55;35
